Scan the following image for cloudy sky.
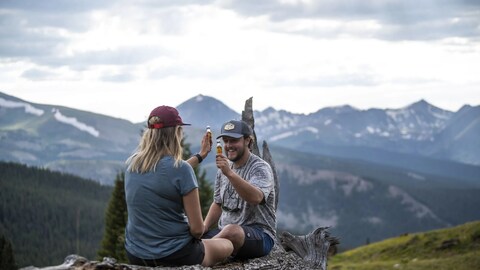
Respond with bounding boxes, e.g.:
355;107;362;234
1;0;479;123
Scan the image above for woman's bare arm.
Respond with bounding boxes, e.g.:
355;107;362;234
183;188;205;239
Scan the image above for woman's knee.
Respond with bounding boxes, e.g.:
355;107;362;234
202;239;233;267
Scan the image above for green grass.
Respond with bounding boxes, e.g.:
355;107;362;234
330;221;480;270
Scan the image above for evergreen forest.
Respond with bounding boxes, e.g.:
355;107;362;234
0;161;113;267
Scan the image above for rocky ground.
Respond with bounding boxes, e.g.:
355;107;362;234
21;246;324;270
21;227;338;270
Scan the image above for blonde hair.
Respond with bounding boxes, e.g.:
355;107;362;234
127;124;183;173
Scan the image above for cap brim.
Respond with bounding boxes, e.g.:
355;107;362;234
216;133;243;139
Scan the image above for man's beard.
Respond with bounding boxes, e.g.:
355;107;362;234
228;146;245;163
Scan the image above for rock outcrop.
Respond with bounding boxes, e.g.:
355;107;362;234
21;227;338;270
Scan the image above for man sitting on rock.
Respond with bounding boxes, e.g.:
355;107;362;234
203;120;276;260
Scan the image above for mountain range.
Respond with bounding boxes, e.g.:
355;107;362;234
1;90;479;249
178;95;480;167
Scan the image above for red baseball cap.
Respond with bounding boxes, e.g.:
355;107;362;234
147;106;190;129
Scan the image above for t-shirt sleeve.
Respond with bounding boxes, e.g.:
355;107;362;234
249;162;274;203
176;161;199;196
213;170;222;204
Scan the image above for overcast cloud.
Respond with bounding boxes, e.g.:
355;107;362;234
0;0;479;122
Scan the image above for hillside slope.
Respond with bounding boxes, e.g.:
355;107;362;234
330;220;480;270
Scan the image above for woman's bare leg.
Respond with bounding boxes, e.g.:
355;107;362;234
201;238;233;267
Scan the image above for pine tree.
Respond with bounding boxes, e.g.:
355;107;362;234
97;172;127;262
0;234;17;270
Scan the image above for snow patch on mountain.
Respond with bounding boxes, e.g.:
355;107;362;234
387;186;442;222
381;102;452;141
195;95;204;102
305;126;319;133
407;172;426;181
363;216;383;225
270;131;295;141
386;109;406;122
277;208;338;231
11;150;38;162
304;207;338;228
58;139;92;148
277;210;302;229
279;164;373;195
361;126;391;137
255;109;302;136
0;97;44;116
14;140;43;151
52;109;100;137
454;117;480;141
380;131;390;137
431;110;451;120
270;126;319;141
59;149;105;159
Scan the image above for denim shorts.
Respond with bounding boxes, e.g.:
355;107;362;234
203;225;274;259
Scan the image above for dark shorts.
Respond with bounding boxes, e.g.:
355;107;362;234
126;238;205;267
203;225;274;260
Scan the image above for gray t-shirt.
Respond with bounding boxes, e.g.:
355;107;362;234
124;156;198;259
214;153;276;239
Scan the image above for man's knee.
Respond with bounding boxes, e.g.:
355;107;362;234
216;224;245;243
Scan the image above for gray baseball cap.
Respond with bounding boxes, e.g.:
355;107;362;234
217;120;252;139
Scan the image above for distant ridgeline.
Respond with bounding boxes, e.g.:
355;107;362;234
0;161;112;268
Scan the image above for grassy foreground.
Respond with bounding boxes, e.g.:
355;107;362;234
329;220;480;270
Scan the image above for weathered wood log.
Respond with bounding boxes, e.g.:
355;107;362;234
261;140;279;210
279;227;340;270
241;97;279;211
241;96;260;156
